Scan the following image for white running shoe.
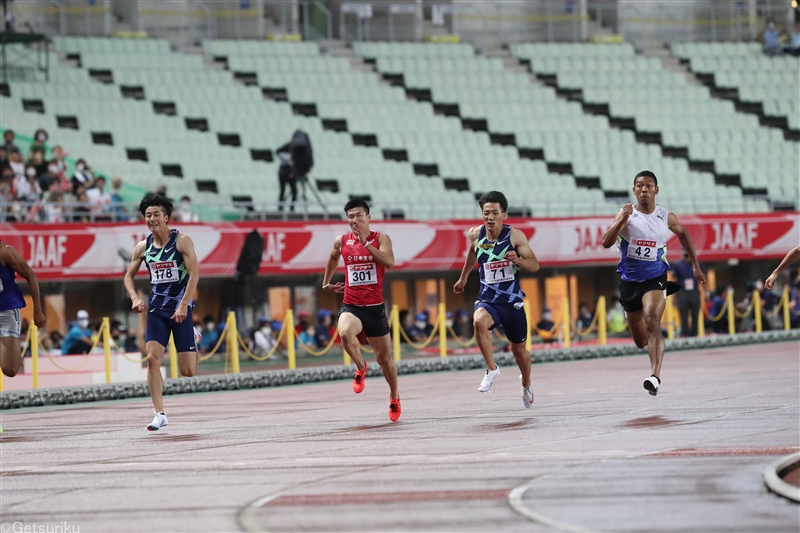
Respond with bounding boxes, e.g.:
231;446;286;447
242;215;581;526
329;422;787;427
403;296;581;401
520;375;534;408
643;375;660;396
478;367;500;392
147;411;168;431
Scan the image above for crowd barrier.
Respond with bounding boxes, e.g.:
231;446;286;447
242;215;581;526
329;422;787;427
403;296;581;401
2;289;795;392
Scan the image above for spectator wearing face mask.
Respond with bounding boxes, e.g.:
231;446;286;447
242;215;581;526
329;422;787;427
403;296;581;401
250;317;276;356
71;159;95;194
31;128;48;152
197;315;219;353
762;19;783;56
27;147;48;177
15;165;42;203
62;310;94;355
408;312;430;343
86;176;112;221
176;195;199;222
537;308;557;343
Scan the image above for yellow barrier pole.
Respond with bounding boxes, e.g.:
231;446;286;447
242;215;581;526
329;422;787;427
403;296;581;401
392;305;401;362
783;287;790;331
698;289;706;338
666;296;675;340
597;296;607;345
727;290;735;335
31;324;39;389
524;299;532;351
0;361;3;391
439;303;447;358
286;309;296;370
562;297;571;348
228;311;240;374
344;347;351;366
169;333;178;378
103;317;111;384
753;290;762;333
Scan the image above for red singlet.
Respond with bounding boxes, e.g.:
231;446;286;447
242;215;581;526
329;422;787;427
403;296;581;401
341;231;385;306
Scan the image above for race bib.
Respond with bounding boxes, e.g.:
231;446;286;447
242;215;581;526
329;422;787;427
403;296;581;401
684;278;695;291
483;260;514;284
627;239;657;262
150;261;178;285
348;263;377;286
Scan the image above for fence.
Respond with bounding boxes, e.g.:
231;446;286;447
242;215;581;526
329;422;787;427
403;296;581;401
3;287;795;392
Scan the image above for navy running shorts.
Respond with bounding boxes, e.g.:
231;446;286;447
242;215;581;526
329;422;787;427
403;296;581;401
145;309;196;352
619;273;668;313
474;301;528;345
339;303;390;338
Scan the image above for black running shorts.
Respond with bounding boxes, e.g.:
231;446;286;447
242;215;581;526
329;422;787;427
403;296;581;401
339;303;391;338
618;273;668;313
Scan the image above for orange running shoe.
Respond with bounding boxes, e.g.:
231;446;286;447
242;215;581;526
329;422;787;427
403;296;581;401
353;361;368;394
389;397;401;422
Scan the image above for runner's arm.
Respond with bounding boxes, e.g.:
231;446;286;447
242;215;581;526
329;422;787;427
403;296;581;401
365;233;395;269
454;227;480;293
505;229;539;273
322;236;343;289
668;212;706;285
766;244;800;289
1;245;46;328
123;241;147;312
176;234;200;311
602;204;633;248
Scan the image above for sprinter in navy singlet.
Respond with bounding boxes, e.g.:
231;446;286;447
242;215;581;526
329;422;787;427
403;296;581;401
0;242;46;383
454;191;540;409
124;193;200;431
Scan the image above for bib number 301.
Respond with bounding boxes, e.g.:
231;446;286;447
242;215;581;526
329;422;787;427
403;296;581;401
348;263;377;286
150;260;178;284
483;260;514;284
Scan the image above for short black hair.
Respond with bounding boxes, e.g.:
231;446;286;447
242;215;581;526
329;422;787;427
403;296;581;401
139;192;173;217
634;170;658;187
344;198;370;215
478;191;508;213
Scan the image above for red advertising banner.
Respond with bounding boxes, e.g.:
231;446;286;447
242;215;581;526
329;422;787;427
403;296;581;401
1;212;797;281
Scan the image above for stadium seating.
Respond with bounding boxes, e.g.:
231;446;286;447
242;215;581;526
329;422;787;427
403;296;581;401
1;37;790;220
511;43;798;207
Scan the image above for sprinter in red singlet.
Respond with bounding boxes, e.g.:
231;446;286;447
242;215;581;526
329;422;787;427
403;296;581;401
322;199;400;421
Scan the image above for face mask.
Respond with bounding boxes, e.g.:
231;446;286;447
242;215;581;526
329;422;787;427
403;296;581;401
543;313;552;321
77;163;85;171
261;327;271;334
206;323;214;332
415;321;426;329
445;319;453;328
26;168;36;177
769;22;775;29
181;201;190;210
37;133;47;142
78;319;89;329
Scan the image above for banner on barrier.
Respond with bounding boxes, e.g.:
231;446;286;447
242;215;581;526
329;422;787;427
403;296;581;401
1;212;797;280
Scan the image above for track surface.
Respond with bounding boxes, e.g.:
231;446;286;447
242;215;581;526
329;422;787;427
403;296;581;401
1;342;798;532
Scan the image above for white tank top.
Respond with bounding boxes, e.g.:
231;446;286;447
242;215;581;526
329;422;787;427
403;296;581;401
616;205;671;282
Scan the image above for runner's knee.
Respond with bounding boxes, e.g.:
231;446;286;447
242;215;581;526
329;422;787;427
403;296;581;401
2;364;18;377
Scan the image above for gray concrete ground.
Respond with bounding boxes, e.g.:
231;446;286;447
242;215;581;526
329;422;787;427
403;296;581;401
1;341;798;533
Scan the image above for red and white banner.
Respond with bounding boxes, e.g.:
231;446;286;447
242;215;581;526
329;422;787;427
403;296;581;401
1;212;797;281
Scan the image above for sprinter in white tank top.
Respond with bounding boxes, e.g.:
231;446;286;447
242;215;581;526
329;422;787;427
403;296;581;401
602;171;706;397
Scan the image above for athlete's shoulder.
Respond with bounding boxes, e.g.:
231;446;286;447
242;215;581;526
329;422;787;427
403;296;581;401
467;226;482;239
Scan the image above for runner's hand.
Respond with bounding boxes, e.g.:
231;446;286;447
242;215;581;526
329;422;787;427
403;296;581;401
504;250;519;264
620;204;634;219
765;273;777;290
324;282;345;294
33;308;46;329
131;297;145;313
171;303;188;323
453;279;466;294
694;266;707;285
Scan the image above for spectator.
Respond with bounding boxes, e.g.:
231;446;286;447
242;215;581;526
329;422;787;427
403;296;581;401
0;170;14;219
762;19;782;55
86;176;112;221
537;307;556;343
755;279;778;330
408;312;430;342
673;251;703;337
42;190;65;222
15;165;41;203
0;146;7;168
708;287;729;334
155;184;168;197
607;296;627;336
61;310;94;354
49;145;68;177
71;159;95;194
250;316;276;356
299;324;316;348
314;309;333;347
787;20;800;56
108;177;128;221
8;148;24;181
27;147;47;177
399;309;414;343
175;195;199;222
123;327;140;353
38;161;61;192
31;128;48;152
574;302;594;338
72;186;91;222
452;309;469;338
295;310;311;336
3;129;18;153
197;315;219;353
49;330;64;350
